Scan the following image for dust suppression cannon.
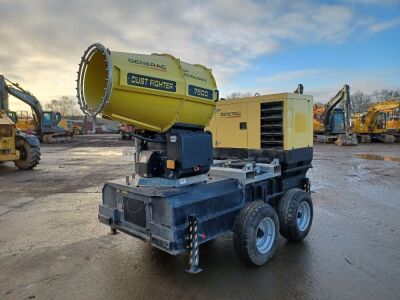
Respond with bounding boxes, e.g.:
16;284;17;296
77;43;314;273
77;43;218;181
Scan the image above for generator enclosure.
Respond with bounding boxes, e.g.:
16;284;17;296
209;93;312;150
208;93;313;168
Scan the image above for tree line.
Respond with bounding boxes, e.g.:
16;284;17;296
44;96;81;116
45;89;400;117
350;89;400;113
226;89;400;114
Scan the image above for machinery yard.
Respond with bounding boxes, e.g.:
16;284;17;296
0;135;399;299
1;2;399;299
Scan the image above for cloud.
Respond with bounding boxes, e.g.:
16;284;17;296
368;17;400;33
259;69;331;83
345;0;400;5
255;67;400;103
0;0;358;101
0;0;394;112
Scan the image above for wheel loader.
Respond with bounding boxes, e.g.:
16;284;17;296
77;43;314;273
0;78;40;170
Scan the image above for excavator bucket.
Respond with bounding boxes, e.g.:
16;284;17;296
335;133;358;146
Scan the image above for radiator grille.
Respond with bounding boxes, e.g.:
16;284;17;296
123;197;147;228
260;101;283;149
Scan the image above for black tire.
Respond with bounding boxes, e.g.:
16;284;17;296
14;139;41;170
278;188;313;242
233;201;279;266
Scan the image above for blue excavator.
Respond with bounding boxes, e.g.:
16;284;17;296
0;75;71;143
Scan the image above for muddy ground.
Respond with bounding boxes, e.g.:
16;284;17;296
0;135;399;299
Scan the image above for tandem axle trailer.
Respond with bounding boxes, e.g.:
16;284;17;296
77;43;314;273
99;156;312;273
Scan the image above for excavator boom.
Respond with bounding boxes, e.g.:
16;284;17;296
1;77;43;129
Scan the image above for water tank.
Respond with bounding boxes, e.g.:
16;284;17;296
77;43;218;133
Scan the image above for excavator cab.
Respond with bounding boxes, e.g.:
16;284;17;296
313;85;357;146
375;112;387;130
42;111;62;128
329;108;345;135
7;111;17;124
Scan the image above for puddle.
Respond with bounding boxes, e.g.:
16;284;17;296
354;154;400;162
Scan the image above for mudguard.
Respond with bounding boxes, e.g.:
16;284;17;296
16;133;40;147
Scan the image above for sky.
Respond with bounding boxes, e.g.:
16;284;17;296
1;0;399;112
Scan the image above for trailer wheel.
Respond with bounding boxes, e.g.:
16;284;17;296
233;201;279;266
278;189;313;242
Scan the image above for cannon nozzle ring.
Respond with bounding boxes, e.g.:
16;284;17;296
77;43;113;117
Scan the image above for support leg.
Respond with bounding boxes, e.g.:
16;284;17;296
186;215;202;274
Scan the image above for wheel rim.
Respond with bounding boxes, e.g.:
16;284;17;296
297;201;311;231
256;217;275;254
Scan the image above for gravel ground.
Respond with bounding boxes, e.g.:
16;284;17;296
0;135;399;299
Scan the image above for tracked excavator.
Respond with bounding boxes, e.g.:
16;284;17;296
352;99;400;143
313;85;357;145
77;43;314;273
0;77;40;169
0;75;71;143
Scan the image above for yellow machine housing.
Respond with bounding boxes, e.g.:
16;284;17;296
208;93;313;152
15;111;35;132
59;119;81;135
385;108;399;133
313;105;325;133
78;43;218;133
0;111;20;162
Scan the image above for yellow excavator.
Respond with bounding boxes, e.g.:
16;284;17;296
0;77;41;170
352;99;400;143
313;85;357;145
